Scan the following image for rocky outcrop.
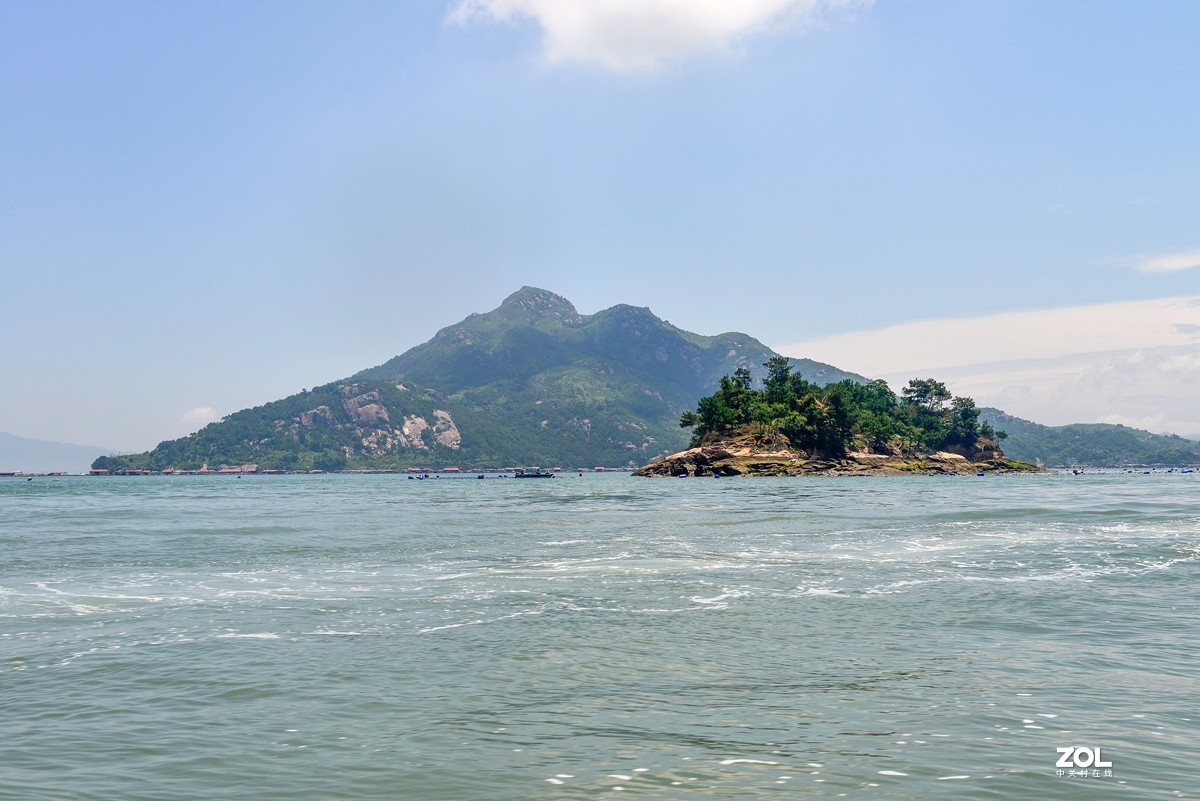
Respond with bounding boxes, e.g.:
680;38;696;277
268;387;464;459
342;387;391;426
401;415;431;448
431;410;462;449
297;406;334;428
634;441;1042;477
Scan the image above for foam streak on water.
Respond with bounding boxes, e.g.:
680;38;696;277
1;473;1198;800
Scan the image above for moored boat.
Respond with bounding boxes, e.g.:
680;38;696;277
513;468;554;479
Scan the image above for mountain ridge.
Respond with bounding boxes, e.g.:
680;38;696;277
979;408;1200;467
94;289;867;472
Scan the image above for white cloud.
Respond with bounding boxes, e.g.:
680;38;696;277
450;0;869;72
776;295;1200;377
1127;247;1200;274
877;345;1200;437
180;406;220;426
775;295;1200;435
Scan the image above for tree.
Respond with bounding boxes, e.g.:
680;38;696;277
763;356;796;406
819;384;854;454
678;367;997;459
902;378;952;413
944;395;982;448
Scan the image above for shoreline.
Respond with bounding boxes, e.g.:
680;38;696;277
633;444;1044;477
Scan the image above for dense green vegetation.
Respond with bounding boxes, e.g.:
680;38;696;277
681;357;1004;458
979;408;1200;467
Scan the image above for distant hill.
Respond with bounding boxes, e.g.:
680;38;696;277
0;432;110;474
979;408;1200;467
95;288;867;472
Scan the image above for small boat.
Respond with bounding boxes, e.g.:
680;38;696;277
513;468;554;479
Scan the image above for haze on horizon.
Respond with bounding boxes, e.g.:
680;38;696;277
2;1;1198;452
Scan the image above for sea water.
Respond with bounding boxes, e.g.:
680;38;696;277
1;473;1197;800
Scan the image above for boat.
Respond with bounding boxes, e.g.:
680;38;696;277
513;468;554;479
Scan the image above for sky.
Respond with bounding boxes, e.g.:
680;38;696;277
2;0;1198;451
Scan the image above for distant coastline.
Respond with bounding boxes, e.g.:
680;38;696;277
80;466;633;477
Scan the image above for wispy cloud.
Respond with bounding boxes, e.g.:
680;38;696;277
775;295;1200;435
775;295;1200;377
449;0;870;72
1124;248;1200;274
180;406;219;426
883;345;1200;437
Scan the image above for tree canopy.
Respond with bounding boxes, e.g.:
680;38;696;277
680;357;1003;458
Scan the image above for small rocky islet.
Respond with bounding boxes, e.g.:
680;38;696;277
633;438;1042;477
636;360;1043;477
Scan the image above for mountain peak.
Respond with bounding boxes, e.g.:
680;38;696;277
499;286;579;320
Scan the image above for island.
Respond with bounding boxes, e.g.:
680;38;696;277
634;358;1041;477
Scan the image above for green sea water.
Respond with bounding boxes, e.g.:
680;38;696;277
2;473;1197;800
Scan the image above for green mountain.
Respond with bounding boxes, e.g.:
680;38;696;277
95;288;866;472
979;408;1200;467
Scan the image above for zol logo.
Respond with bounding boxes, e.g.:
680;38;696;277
1056;746;1113;769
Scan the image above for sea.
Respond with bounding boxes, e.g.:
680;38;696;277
2;472;1197;800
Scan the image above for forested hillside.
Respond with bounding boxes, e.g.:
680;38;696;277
979;409;1200;466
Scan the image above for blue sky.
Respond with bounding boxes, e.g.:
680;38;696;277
2;0;1198;450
